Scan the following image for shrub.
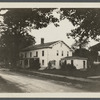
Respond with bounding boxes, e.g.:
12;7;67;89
29;58;40;70
61;62;76;71
47;60;56;70
86;64;100;76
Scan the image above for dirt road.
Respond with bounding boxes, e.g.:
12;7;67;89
0;70;86;92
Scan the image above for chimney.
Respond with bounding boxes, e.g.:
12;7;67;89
41;38;44;44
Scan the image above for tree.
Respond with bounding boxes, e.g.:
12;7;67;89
73;48;90;58
0;8;58;67
60;8;100;46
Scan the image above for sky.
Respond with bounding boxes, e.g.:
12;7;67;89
29;9;76;47
29;19;75;47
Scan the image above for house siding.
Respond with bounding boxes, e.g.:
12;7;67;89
61;59;87;69
48;41;72;69
20;48;49;68
19;41;72;69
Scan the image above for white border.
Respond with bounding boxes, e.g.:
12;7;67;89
0;2;100;98
0;2;99;8
0;93;100;98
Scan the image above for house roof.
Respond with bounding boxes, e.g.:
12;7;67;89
90;43;100;51
21;40;72;51
61;56;88;60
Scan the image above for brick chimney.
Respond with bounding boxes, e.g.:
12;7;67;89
41;38;44;44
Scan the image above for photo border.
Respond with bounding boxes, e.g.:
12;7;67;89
0;1;100;99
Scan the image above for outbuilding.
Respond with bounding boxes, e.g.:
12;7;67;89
60;56;88;69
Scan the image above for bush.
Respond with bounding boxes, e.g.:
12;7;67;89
61;63;76;71
29;58;40;70
86;64;100;76
47;60;56;70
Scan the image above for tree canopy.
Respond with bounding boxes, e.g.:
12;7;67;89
0;8;58;67
60;8;100;48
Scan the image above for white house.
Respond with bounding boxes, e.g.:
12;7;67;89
19;39;73;69
60;56;88;69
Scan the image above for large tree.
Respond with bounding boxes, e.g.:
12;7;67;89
60;8;100;48
0;8;58;67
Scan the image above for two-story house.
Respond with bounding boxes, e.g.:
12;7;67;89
19;39;72;69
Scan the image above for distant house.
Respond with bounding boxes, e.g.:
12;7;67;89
19;39;73;69
60;56;88;69
90;43;100;64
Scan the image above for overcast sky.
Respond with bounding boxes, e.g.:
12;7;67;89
29;19;75;47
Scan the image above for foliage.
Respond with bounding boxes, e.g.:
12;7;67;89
0;8;58;67
73;48;90;58
61;61;76;71
3;8;58;29
60;8;100;47
47;60;56;69
29;58;40;70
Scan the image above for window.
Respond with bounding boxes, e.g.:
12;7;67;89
71;60;73;66
62;51;63;56
42;60;44;65
42;51;44;56
36;51;38;57
57;50;59;56
67;51;69;56
25;52;27;58
30;52;32;58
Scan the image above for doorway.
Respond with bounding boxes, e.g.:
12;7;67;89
83;61;85;69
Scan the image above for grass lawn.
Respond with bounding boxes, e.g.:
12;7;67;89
38;69;89;78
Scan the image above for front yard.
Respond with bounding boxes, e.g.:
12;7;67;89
10;64;100;78
38;69;88;78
